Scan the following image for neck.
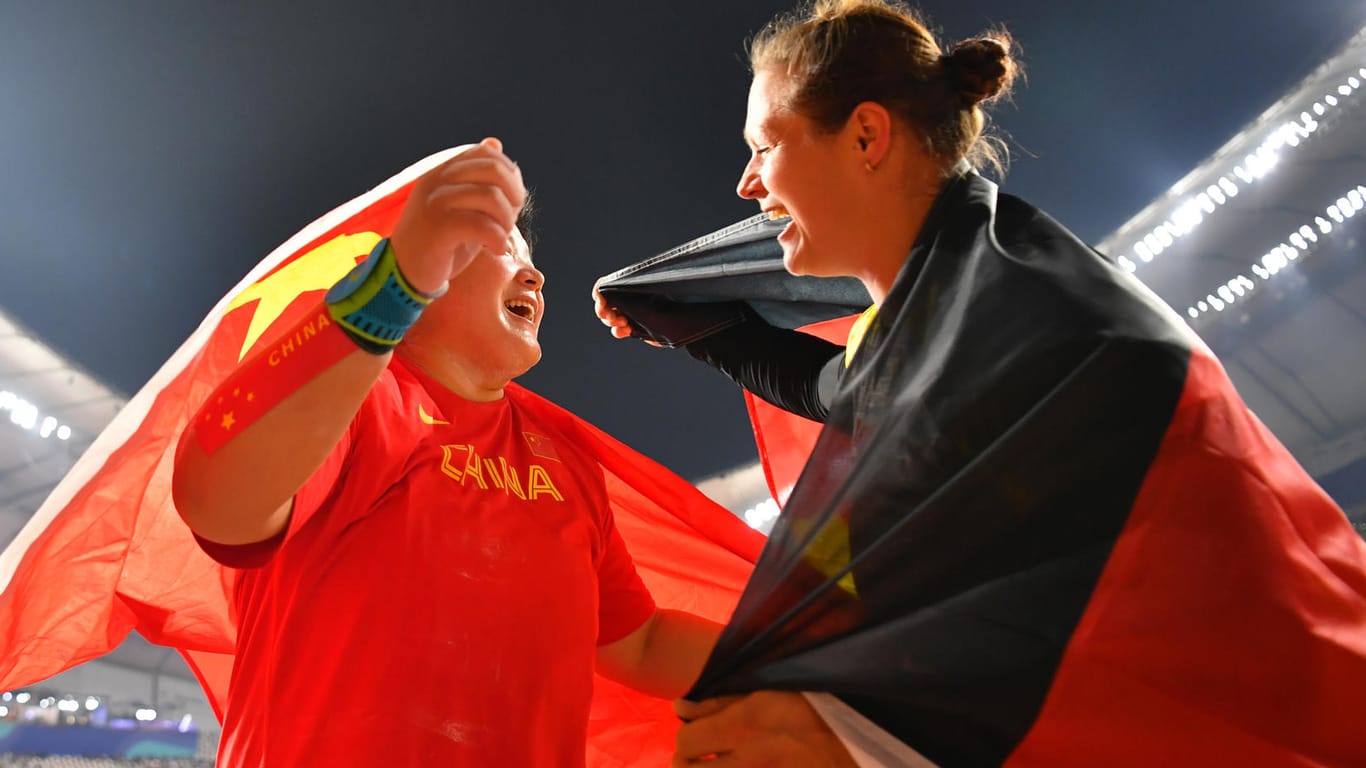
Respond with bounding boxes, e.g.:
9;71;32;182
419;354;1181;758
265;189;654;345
396;345;509;402
858;174;943;305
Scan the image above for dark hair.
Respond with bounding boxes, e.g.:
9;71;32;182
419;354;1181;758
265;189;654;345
516;189;537;252
750;0;1019;175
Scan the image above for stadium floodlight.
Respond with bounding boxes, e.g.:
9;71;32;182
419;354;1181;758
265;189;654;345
742;498;781;530
1118;61;1363;273
0;389;74;442
1185;182;1364;321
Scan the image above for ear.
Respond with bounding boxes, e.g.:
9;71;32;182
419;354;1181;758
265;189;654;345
845;101;894;169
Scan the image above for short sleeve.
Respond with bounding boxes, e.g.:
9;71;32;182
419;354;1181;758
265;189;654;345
596;511;658;645
195;366;411;568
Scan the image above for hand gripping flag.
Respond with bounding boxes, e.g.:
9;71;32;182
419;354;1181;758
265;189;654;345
598;173;1366;766
0;146;763;767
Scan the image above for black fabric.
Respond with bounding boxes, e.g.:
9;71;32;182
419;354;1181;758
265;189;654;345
597;214;871;347
601;173;1194;766
685;312;842;423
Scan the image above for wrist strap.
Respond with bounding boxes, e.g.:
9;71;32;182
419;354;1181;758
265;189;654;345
325;238;444;354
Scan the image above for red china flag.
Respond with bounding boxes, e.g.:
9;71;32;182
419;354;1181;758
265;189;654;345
0;146;763;766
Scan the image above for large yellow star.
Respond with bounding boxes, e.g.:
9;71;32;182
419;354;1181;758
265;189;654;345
225;232;382;361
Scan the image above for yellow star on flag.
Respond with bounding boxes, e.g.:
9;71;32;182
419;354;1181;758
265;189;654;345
225;232;381;361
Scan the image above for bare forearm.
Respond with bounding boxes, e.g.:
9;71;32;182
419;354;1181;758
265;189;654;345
601;610;723;700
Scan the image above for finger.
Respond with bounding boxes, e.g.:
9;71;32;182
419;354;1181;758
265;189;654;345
480;136;503;153
425;157;527;214
674;709;744;763
424;182;522;240
675;695;742;722
671;751;732;767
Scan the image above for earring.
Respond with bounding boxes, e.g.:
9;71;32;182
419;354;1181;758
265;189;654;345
864;161;876;173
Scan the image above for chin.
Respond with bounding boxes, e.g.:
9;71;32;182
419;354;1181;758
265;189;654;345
508;343;542;378
782;246;825;278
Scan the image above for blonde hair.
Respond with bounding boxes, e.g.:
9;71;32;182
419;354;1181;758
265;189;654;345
750;0;1019;176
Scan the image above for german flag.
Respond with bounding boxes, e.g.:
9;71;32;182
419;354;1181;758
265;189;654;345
599;172;1366;766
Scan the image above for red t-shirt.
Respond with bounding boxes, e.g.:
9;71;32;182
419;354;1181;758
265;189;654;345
201;357;658;767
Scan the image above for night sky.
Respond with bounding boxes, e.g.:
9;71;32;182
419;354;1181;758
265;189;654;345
3;1;1364;481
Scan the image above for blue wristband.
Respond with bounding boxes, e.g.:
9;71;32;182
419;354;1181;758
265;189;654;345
325;238;444;354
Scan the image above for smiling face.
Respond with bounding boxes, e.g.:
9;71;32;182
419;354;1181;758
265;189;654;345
738;70;868;280
402;228;545;391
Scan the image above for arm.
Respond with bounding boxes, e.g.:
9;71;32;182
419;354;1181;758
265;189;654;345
683;314;842;423
596;609;723;700
173;138;526;545
593;288;841;422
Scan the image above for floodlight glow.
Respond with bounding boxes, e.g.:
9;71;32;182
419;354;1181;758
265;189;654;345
1313;102;1326;115
84;696;100;711
56;697;79;713
0;389;74;441
1185;183;1364;321
134;708;157;722
742;498;781;530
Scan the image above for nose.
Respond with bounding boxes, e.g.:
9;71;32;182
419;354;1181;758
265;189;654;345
519;265;545;290
736;155;765;200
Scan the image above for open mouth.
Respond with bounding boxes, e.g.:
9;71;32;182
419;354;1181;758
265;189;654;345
504;300;536;322
766;205;791;221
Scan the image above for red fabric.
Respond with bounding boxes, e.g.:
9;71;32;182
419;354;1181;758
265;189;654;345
0;147;763;766
746;315;857;505
195;308;355;455
1005;346;1366;766
214;358;660;767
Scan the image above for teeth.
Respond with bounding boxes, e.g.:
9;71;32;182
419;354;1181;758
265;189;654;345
505;300;535;320
768;208;791;221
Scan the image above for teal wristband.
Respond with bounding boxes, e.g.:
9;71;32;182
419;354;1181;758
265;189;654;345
325;238;444;354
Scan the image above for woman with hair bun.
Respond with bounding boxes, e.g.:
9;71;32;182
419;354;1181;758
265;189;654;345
597;1;1366;766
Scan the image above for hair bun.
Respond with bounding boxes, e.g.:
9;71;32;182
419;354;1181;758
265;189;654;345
943;36;1016;107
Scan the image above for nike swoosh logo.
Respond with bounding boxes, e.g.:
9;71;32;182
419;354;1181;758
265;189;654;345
419;403;449;425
